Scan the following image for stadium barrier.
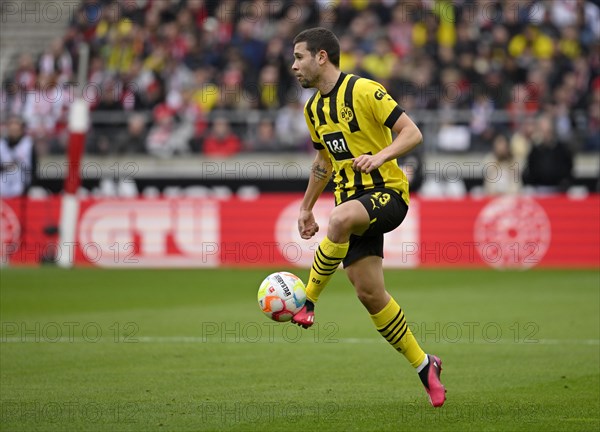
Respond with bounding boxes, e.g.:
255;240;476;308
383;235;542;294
1;194;598;269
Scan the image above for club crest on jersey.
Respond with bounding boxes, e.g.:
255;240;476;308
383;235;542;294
340;106;354;123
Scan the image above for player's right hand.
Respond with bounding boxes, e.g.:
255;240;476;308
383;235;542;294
298;210;319;239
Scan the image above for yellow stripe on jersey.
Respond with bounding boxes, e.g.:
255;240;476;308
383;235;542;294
303;73;410;206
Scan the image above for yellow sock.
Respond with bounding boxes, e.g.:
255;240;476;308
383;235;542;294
305;236;349;303
370;297;426;368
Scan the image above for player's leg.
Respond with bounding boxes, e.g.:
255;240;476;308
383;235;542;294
292;200;369;328
346;256;446;407
346;255;426;363
307;199;370;301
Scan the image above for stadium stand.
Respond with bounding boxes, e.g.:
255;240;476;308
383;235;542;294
1;0;599;194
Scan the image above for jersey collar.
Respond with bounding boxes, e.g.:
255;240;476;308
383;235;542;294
320;72;347;98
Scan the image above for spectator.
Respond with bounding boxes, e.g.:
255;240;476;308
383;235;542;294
38;37;73;84
103;25;138;76
138;76;166;111
191;67;219;113
339;34;358;71
114;113;149;154
257;64;283;110
230;19;266;75
362;37;397;81
585;78;600;152
398;150;424;194
245;117;278;153
483;134;521;196
387;3;415;58
218;56;249;110
13;53;37;96
551;85;576;144
0;0;596;172
506;84;539;130
188;0;209;29
275;99;311;152
146;104;191;158
22;73;64;137
508;24;554;61
88;78;127;155
202;116;241;157
21;72;65;156
0;116;36;197
522;114;573;193
469;93;496;151
510;116;536;165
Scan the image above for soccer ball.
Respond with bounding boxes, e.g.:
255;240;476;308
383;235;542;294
257;272;306;322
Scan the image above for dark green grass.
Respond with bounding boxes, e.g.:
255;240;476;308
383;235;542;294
1;268;598;432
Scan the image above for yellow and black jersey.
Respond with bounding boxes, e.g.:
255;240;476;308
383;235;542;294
303;72;410;206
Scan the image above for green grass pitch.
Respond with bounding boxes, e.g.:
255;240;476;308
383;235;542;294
1;267;598;432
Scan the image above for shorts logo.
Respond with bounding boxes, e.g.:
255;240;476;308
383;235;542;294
340;106;354;123
370;192;391;210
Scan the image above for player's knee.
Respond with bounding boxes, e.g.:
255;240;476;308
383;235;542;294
356;287;377;309
327;211;352;240
349;274;375;306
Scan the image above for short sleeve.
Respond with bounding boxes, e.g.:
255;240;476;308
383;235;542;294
361;80;405;129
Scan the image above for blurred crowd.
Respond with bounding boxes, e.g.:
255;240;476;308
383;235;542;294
0;0;599;171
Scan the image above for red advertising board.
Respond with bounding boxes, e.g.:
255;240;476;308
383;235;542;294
1;194;598;268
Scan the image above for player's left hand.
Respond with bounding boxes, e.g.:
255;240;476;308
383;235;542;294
352;154;384;174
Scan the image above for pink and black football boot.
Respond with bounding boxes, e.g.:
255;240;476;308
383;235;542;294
418;354;446;407
292;300;315;329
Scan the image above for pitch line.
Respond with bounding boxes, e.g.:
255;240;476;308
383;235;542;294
0;336;599;345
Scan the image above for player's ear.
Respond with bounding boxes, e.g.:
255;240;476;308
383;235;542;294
318;50;327;64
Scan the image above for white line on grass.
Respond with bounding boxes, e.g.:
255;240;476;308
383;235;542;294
0;337;599;345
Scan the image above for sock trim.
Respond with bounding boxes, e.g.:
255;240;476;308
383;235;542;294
416;355;429;373
306;293;318;303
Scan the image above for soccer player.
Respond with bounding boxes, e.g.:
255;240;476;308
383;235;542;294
290;28;446;407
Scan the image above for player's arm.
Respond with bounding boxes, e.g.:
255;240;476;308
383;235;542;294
353;113;423;174
299;149;332;239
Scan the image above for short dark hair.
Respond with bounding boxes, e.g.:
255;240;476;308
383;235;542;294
293;27;340;68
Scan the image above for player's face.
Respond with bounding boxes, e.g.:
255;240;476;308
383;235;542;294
292;42;319;88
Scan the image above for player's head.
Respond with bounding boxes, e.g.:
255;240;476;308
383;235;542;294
292;27;340;88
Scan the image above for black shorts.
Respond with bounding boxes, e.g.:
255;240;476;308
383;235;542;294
342;188;409;268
